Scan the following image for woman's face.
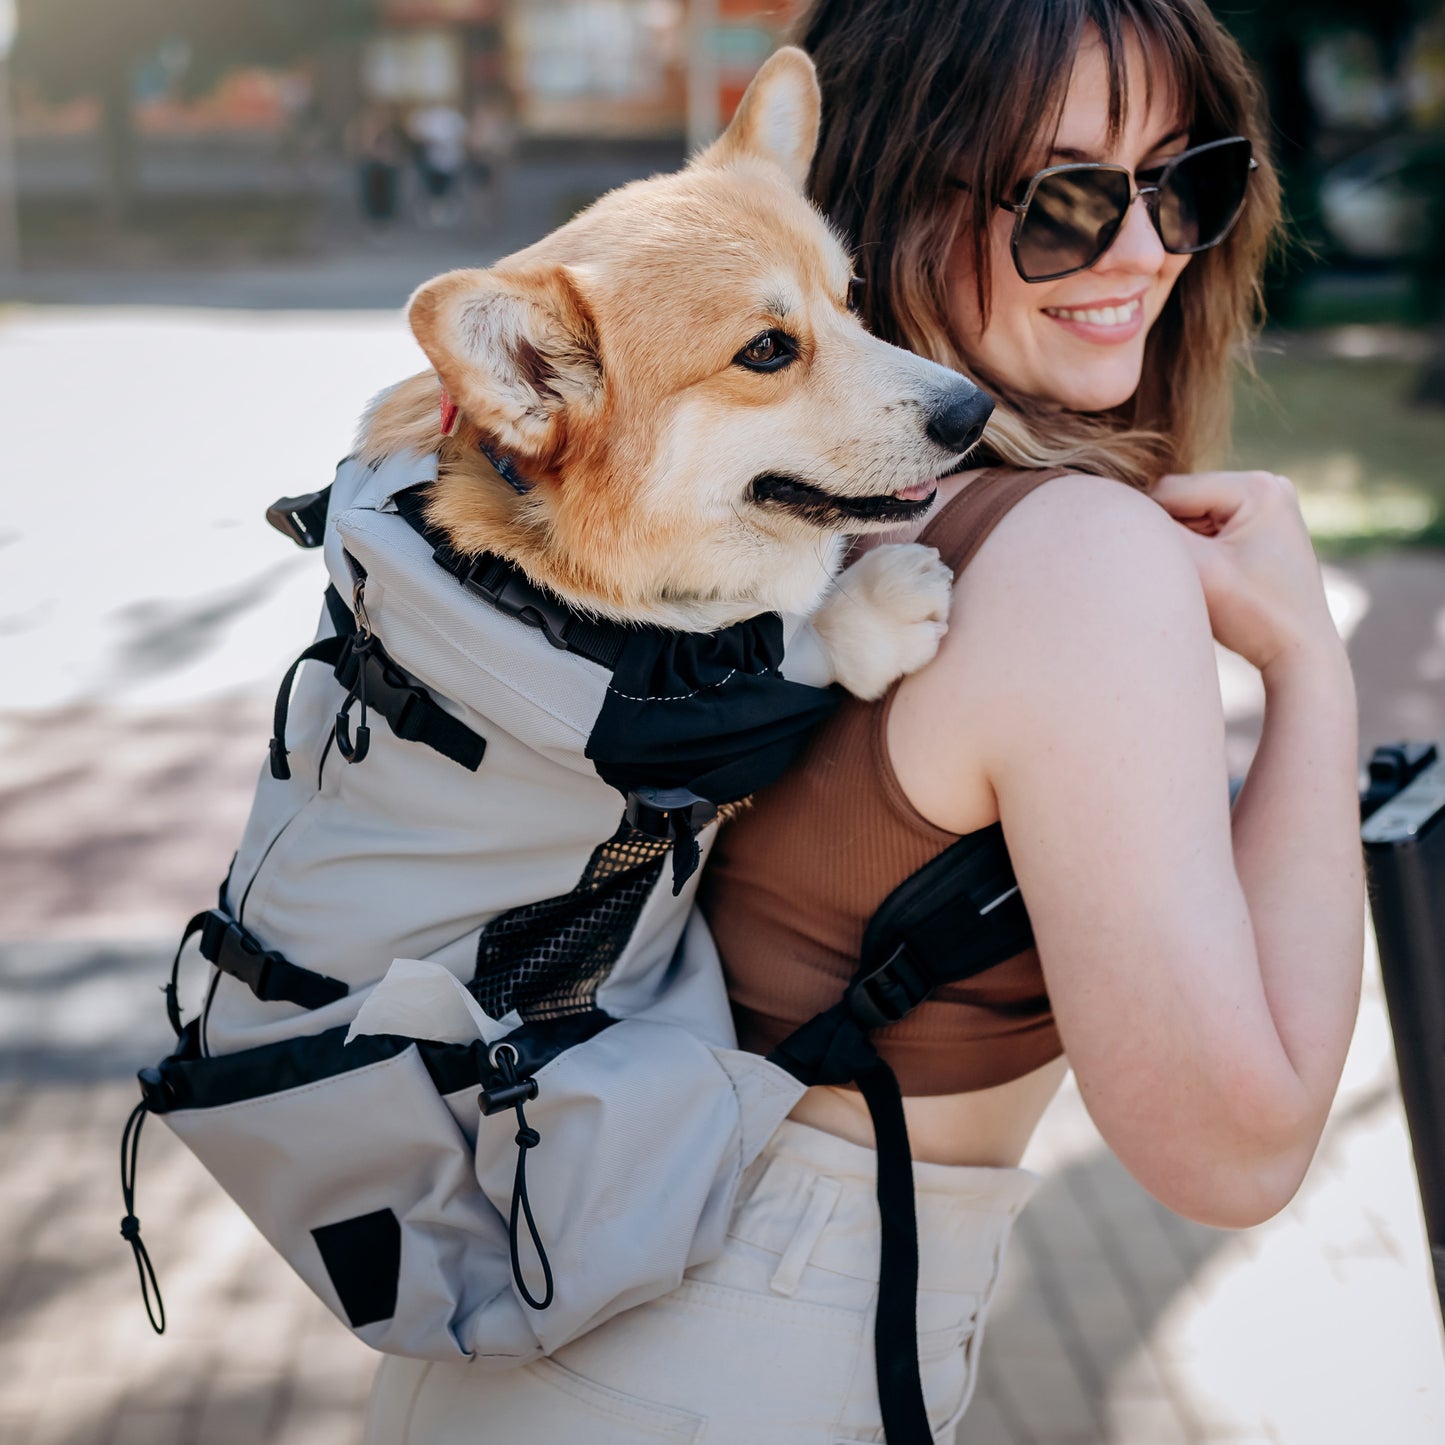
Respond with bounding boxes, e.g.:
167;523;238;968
946;29;1192;413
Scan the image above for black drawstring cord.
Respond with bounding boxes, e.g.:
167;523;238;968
510;1117;553;1311
120;1100;166;1335
486;1043;554;1310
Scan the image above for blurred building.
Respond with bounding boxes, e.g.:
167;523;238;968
359;0;803;143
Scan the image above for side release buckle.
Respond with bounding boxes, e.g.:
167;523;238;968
462;559;575;651
625;786;719;839
846;945;931;1030
197;909;349;1011
200;911;289;1001
266;489;331;549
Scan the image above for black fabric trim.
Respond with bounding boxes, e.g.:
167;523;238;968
393;485;630;670
138;1009;616;1115
312;1209;401;1327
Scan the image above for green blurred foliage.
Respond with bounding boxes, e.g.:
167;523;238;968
1233;351;1445;552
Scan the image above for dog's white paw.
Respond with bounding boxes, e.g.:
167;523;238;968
812;543;954;700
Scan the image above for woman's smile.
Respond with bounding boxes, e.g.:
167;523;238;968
1041;290;1146;343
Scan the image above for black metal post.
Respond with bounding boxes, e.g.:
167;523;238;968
1361;742;1445;1331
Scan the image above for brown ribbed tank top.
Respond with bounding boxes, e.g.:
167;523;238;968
699;467;1068;1096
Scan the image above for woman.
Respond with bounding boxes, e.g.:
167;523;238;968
367;0;1363;1438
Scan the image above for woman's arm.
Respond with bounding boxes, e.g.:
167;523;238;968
917;472;1363;1228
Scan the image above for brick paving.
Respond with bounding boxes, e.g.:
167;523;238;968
2;302;1444;1443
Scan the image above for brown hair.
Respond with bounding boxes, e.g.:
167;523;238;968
795;0;1282;488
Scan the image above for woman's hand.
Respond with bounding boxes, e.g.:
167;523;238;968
1150;470;1341;675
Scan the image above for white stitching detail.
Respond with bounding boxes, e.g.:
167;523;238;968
606;667;738;704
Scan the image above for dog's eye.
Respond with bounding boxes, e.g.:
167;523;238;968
734;330;796;373
847;276;865;314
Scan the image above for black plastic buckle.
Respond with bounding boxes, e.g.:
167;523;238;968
357;650;424;734
200;911;285;1001
624;786;719;839
1361;741;1440;821
463;559;574;651
266;489;331;549
846;945;931;1030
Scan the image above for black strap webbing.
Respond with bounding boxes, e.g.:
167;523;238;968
269;634;347;780
769;1006;929;1444
392;486;630;670
196;908;349;1012
768;824;1037;1444
336;633;486;772
269;583;486;779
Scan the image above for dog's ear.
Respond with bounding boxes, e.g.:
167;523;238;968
697;46;820;191
407;264;602;459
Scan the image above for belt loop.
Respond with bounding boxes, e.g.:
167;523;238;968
768;1175;842;1297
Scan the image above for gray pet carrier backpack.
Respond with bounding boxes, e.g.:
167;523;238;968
120;443;1039;1445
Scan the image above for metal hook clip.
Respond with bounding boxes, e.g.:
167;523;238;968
334;632;372;764
351;577;373;643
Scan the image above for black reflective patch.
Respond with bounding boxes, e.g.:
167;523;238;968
312;1208;401;1328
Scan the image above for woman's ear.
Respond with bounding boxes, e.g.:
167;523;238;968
695;46;821;192
407;264;602;461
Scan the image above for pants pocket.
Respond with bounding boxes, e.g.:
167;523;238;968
394;1354;706;1443
831;1298;986;1444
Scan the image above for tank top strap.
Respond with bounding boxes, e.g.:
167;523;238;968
920;465;1072;573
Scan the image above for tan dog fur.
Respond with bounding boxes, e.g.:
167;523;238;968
358;48;988;698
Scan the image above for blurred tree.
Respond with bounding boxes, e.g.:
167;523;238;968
13;0;377;223
1218;0;1429;321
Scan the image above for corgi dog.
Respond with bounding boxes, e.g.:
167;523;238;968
359;46;992;700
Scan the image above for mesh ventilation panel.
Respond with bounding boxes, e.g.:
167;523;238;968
472;819;671;1022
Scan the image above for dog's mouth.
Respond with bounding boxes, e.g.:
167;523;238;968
747;473;939;527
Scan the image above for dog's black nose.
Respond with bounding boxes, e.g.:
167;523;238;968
926;383;994;454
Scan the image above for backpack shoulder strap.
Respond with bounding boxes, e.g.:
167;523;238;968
766;823;1035;1445
850;822;1034;1027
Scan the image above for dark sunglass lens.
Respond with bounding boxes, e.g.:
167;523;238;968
1016;168;1132;280
1156;140;1252;253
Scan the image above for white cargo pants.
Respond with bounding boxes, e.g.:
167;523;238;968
364;1119;1038;1444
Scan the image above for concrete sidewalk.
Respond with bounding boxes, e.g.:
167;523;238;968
0;926;1439;1445
1;302;1443;1443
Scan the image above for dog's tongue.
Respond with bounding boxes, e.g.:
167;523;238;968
894;480;937;502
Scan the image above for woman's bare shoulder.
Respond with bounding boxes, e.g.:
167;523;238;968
891;469;1214;831
954;470;1207;684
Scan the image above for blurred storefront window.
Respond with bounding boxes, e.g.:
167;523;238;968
507;0;684;137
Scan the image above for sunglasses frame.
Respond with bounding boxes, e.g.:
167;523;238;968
1000;135;1258;284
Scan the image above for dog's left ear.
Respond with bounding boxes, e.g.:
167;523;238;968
408;263;602;461
696;46;820;192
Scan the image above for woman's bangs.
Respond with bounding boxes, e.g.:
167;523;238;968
1089;0;1230;145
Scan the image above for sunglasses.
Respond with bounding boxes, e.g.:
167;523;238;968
992;136;1257;283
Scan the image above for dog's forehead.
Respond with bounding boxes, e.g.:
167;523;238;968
567;165;852;302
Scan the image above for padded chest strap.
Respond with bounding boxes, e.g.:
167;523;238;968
768;824;1033;1445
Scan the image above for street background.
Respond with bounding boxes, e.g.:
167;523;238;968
2;2;1445;1443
